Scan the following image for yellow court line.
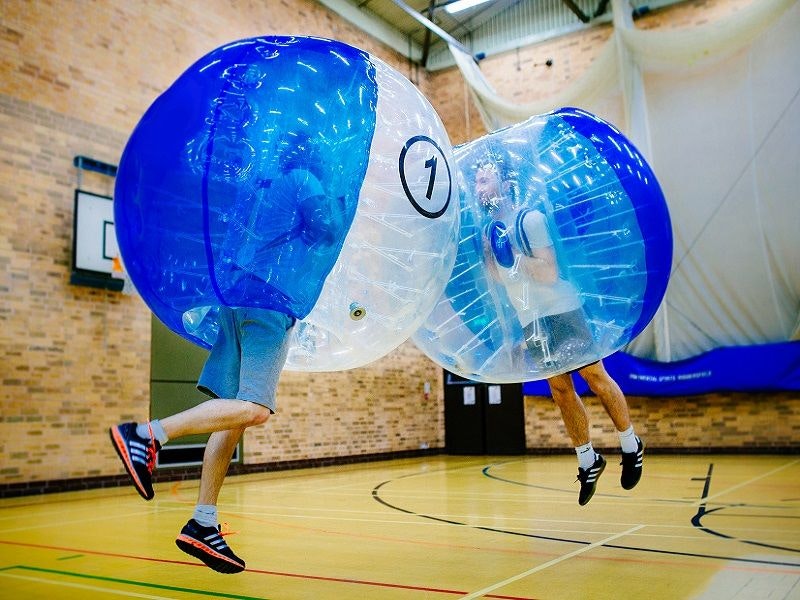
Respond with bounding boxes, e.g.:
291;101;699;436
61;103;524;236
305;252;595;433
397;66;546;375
0;572;175;599
690;459;800;507
458;524;646;600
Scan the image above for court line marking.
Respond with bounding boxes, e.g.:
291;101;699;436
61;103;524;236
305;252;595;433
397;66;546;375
0;506;183;534
190;508;798;540
0;564;272;599
0;571;175;600
11;498;711;535
172;457;494;493
458;524;645;600
0;558;527;599
235;513;800;574
160;501;798;535
689;460;800;507
369;463;800;568
167;483;790;506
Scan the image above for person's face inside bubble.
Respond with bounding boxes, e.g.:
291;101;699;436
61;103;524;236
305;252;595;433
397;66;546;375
475;162;505;214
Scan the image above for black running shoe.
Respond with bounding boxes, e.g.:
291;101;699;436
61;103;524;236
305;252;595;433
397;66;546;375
576;454;606;506
109;422;160;500
620;437;644;490
176;519;246;574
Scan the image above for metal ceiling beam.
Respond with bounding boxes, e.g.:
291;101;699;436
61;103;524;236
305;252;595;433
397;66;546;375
560;0;612;23
389;0;474;57
560;0;591;23
420;0;436;67
593;0;611;18
316;0;424;61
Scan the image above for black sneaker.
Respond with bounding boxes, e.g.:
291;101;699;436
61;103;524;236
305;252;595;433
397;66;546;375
109;422;160;500
576;454;606;506
620;437;644;490
176;519;246;574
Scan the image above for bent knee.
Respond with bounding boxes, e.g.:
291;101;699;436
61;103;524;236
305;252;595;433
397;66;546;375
242;401;271;426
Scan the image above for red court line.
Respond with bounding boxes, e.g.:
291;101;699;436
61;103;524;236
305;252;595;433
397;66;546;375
0;539;536;599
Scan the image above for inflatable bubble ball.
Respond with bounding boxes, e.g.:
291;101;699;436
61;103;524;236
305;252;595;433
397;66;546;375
412;107;673;383
115;36;458;371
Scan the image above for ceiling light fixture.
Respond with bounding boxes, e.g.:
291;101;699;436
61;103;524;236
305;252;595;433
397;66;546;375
443;0;493;15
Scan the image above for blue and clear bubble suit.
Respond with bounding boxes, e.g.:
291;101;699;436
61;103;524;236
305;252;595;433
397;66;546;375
115;36;458;370
412;108;673;383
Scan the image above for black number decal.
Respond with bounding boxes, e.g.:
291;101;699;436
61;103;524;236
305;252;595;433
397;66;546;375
399;135;452;219
424;156;437;200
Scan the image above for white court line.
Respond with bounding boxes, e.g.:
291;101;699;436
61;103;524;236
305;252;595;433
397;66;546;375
0;572;176;599
690;459;800;507
0;506;183;534
458;524;645;600
157;507;793;542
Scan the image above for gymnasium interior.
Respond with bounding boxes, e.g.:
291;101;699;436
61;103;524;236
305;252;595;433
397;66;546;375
1;0;798;598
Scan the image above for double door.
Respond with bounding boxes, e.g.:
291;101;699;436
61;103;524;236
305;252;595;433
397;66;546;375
443;370;526;455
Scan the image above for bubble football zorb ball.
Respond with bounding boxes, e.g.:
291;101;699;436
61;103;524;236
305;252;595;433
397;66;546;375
412;107;673;383
115;36;458;371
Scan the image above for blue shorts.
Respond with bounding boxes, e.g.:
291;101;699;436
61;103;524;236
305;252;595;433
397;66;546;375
197;306;294;413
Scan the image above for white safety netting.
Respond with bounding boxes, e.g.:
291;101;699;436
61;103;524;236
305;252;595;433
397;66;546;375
449;0;800;362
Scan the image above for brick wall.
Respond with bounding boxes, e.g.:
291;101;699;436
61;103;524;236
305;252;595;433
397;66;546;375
0;0;440;487
525;392;800;453
1;0;796;490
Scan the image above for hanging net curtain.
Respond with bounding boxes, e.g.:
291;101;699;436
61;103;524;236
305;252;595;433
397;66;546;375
448;0;800;392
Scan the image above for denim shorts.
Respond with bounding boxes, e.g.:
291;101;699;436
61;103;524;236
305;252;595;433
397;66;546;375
197;306;294;413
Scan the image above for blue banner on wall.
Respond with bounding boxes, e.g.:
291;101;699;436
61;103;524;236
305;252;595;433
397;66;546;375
522;341;800;396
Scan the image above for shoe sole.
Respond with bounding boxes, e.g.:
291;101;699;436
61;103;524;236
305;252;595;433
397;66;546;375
176;535;245;574
109;426;153;501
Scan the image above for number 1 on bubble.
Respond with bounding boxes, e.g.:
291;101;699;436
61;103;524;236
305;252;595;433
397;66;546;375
424;155;437;200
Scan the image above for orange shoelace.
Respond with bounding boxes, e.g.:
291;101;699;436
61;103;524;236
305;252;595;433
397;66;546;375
145;423;158;474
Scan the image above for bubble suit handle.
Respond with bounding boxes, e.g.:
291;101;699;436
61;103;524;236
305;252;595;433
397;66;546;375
115;36;458;371
413;108;673;383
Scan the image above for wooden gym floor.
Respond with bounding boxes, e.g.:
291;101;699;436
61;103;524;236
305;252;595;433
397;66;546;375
0;454;798;599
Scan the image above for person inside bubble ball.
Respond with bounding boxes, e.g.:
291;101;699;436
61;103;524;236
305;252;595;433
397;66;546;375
230;131;346;277
110;132;344;574
475;152;644;506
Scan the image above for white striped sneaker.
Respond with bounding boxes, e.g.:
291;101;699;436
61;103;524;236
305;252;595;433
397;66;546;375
576;454;606;506
176;519;245;574
620;437;644;490
109;422;160;500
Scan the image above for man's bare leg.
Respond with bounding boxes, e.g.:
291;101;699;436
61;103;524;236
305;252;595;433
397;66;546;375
578;360;643;490
197;427;248;505
173;415;268;574
547;371;606;505
577;361;631;432
547;372;590;447
159;399;269;441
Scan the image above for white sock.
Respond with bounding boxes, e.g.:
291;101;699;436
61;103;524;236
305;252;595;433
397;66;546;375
575;442;597;470
192;504;218;528
136;420;169;445
618;425;638;453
